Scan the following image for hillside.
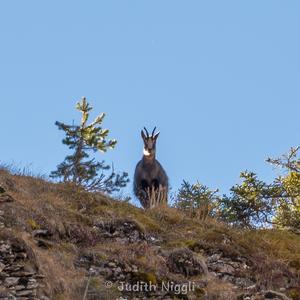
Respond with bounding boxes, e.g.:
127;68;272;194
0;169;299;300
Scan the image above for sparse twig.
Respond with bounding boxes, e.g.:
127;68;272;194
82;274;91;300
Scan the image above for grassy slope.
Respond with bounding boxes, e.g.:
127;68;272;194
0;169;299;299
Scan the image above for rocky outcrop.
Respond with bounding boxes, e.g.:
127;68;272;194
0;235;48;300
166;248;208;277
0;171;299;300
0;187;14;204
94;219;147;243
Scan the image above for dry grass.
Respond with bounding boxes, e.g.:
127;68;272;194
146;185;168;209
0;168;299;299
205;281;237;300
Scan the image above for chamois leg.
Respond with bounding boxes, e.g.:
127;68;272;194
139;180;150;208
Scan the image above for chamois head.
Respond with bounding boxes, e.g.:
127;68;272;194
141;127;160;159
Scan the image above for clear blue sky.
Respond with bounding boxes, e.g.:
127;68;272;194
0;1;299;201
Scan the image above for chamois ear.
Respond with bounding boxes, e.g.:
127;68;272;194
153;131;160;141
141;130;147;141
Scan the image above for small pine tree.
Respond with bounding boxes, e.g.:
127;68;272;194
218;171;278;228
219;147;300;231
50;97;129;193
174;180;219;220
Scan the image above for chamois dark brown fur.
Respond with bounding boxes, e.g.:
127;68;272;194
134;127;168;209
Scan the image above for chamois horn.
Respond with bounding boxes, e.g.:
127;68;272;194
151;127;157;137
143;127;150;138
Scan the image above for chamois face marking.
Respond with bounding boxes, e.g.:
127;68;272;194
143;149;151;156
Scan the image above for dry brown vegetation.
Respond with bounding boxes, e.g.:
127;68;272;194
0;168;299;300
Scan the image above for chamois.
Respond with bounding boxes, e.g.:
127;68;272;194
134;127;168;209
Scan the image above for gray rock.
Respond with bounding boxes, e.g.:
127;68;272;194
16;289;35;296
0;261;6;272
4;264;23;272
11;271;35;277
166;248;208;277
0;244;11;253
207;253;222;262
14;285;26;291
218;263;235;275
32;229;51;238
108;262;117;268
264;290;291;300
4;277;19;287
0;194;14;203
132;265;138;272
26;282;39;289
234;277;255;288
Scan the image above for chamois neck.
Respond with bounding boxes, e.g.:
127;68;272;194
142;154;155;164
